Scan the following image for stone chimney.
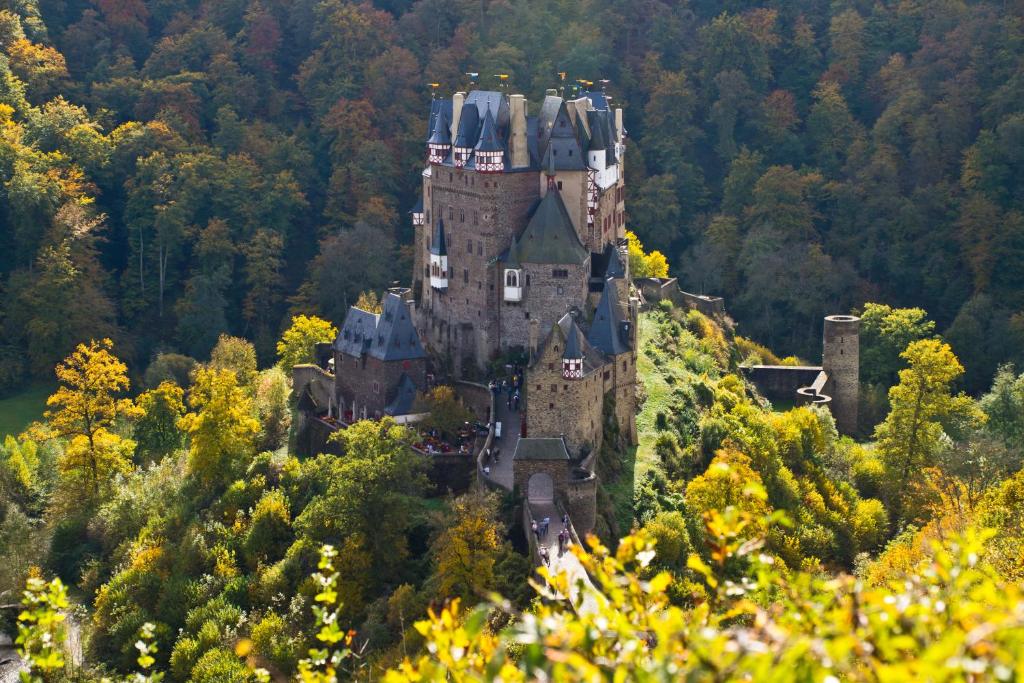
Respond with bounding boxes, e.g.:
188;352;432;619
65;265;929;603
614;107;624;142
509;94;528;168
528;318;540;360
451;91;466;140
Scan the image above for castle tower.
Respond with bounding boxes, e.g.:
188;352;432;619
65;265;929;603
822;315;860;435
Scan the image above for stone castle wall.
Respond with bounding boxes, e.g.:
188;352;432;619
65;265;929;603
419;167;539;371
335;352;427;419
500;261;590;351
564;470;598;535
525;335;605;457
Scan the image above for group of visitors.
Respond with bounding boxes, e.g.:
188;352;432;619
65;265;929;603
533;513;573;566
489;368;523;413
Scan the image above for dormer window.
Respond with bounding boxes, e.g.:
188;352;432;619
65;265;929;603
563;358;582;379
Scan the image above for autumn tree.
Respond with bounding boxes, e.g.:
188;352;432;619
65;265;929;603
178;367;259;487
860;304;936;387
43;339;139;502
416;385;474;438
276;315;337;369
874;339;984;523
133;381;185;462
431;490;503;603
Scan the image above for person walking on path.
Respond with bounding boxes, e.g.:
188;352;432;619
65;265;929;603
513;390;520;411
531;520;539;541
539;547;549;566
562;513;569;530
542;517;550;539
558;529;567;556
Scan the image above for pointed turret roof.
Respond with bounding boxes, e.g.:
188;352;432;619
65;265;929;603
474;106;503;153
384;373;418;416
587;112;608;152
453;102;480;148
508;189;588;265
563;320;583;360
427;108;451;145
430;219;447;256
588;279;629;356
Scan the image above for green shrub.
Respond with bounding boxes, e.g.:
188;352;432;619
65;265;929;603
853;499;889;552
251;612;298;673
244;490;292;567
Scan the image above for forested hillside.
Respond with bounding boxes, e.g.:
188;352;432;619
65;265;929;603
1;0;1023;391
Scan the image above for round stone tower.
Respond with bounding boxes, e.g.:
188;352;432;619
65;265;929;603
822;315;860;435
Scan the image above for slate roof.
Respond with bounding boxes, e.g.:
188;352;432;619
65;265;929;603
563;319;583;360
605;244;626;278
430;219;447;256
453;102;480;148
384;373;418;416
427;108;451;145
475;106;503;153
334;293;426;362
508;189;588;265
410;196;423;214
582;90;610;111
588;279;629;356
513;437;570;461
426;98;453;140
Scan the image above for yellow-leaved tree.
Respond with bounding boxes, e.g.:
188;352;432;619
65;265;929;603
431;491;503;603
277;315;338;369
626;230;669;278
43;338;139;502
874;339;984;523
178;367;260;487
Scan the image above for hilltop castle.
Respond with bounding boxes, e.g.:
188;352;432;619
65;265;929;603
292;86;862;541
293;88;638;496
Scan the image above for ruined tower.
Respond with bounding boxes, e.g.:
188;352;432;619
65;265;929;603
822;315;860;435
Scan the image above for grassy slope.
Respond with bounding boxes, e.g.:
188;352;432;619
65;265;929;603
604;306;728;533
0;382;53;438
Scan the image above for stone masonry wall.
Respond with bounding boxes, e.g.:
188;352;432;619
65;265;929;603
513;457;570;500
500;261;590;351
420;167;539;371
335;352;427;419
565;472;598;535
525;333;605;457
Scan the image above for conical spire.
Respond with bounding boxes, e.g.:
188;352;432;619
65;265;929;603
474;105;503;153
427;109;451;145
563;321;582;360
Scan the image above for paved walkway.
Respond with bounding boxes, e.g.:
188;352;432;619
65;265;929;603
529;501;599;614
482;390;521;491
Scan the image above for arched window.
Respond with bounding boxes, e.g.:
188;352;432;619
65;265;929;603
505;271;518;287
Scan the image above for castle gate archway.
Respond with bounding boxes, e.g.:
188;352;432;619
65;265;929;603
527;473;554;503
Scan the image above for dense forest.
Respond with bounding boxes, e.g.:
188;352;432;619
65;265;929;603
1;0;1023;392
4;0;1024;680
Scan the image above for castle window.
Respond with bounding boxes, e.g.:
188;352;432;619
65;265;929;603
563;384;568;391
373;382;379;394
536;384;541;391
552;269;568;279
463;269;468;283
549;403;554;409
460;209;465;222
551;384;557;392
557;286;564;295
449;206;454;220
474;211;479;224
548;363;554;371
477;241;482;255
525;312;530;319
467;239;472;252
568;149;573;156
557;181;563;190
604;370;610;380
449;173;453;181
